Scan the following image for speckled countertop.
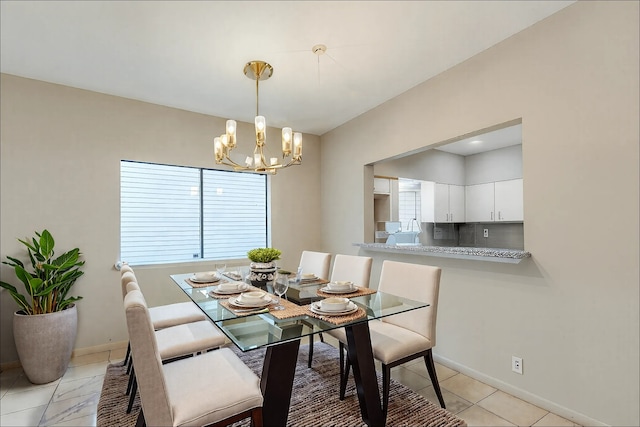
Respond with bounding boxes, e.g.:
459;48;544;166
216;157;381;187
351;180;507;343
354;243;531;263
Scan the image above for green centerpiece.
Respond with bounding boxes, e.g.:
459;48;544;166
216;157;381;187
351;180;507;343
247;248;281;289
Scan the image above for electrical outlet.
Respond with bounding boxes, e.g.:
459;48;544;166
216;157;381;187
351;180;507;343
512;356;523;374
483;228;489;238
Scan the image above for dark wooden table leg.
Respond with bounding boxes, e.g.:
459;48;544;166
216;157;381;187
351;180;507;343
260;339;301;427
345;322;385;427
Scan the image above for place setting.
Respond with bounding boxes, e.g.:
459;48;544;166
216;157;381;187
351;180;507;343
221;290;274;316
294;272;329;287
185;271;224;288
207;281;250;298
316;280;377;298
306;297;366;324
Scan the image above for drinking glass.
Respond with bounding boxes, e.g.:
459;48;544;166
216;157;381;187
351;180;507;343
238;265;250;284
272;272;289;310
295;266;303;284
215;263;226;278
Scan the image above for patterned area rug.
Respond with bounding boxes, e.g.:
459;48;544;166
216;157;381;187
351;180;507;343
97;342;466;426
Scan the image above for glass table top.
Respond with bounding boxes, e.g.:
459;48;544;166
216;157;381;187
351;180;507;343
170;273;429;352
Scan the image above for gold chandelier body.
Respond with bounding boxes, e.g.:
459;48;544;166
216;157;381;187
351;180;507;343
214;61;302;174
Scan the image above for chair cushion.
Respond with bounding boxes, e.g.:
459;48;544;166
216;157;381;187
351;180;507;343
163;347;263;427
155;320;226;360
368;320;432;364
149;302;207;329
327;321;432;365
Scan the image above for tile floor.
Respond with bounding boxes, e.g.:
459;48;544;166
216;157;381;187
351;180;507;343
0;338;580;427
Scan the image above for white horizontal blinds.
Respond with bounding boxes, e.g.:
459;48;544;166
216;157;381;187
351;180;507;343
202;170;267;260
399;191;421;230
120;161;201;264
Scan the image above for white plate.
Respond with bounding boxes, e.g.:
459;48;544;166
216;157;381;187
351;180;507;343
190;275;220;284
228;296;273;308
320;286;357;294
300;276;318;282
310;301;358;316
210;283;249;295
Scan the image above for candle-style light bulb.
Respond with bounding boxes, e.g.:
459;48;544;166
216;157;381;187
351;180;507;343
293;132;303;160
226;120;237;148
282;127;292;157
214;137;223;162
255;116;266;146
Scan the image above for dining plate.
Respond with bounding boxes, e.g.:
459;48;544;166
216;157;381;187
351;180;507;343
319;286;357;294
228;296;273;308
190;275;220;284
210;283;249;295
310;301;358;316
300;276;318;282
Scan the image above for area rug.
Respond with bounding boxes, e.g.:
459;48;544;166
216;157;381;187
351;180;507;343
97;342;466;426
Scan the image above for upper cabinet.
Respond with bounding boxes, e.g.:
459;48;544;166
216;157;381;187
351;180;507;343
373;177;391;194
494;179;523;221
465;179;523;222
465;183;494;222
421;181;465;223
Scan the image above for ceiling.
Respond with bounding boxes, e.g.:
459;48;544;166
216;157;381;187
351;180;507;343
435;123;522;156
1;1;575;136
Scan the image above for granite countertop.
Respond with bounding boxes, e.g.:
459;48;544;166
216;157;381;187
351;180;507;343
353;243;531;264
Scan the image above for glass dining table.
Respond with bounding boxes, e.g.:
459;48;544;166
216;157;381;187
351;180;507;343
170;273;429;427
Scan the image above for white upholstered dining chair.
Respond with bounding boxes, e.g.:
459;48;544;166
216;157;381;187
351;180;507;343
308;254;372;367
124;289;264;427
298;250;332;280
120;266;206;329
119;266;208;371
333;260;446;418
123;281;226;414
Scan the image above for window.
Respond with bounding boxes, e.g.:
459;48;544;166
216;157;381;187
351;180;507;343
120;160;268;265
398;179;421;231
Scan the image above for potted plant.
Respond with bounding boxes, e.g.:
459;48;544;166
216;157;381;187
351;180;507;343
247;247;281;289
1;229;85;384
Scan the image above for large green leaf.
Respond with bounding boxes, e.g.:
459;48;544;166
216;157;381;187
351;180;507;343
39;230;55;259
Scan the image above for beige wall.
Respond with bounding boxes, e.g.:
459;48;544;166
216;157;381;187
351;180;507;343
320;2;638;426
1;1;637;426
0;75;322;362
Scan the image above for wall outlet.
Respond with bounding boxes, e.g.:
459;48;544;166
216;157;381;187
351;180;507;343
512;356;523;374
483;228;489;238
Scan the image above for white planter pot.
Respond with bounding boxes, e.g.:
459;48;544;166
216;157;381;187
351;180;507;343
13;304;78;384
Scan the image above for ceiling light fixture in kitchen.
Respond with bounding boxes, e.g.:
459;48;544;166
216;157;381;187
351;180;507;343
213;61;302;174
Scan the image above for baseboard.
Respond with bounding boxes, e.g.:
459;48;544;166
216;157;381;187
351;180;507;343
433;354;607;427
71;340;128;358
1;340;129;372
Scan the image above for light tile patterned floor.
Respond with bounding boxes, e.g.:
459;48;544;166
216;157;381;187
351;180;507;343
0;340;580;427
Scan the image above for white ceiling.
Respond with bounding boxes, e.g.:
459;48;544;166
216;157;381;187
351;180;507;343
1;1;575;136
435;123;522;156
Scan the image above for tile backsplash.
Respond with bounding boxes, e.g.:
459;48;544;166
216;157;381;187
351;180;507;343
419;222;524;250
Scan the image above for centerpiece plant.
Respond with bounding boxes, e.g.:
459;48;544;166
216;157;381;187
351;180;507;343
247;247;281;264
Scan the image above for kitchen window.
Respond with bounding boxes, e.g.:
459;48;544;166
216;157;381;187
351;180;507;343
120;160;269;265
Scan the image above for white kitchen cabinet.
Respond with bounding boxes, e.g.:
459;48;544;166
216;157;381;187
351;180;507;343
465;183;495;222
373;177;391;194
449;184;465;223
421;181;465;223
495;179;523;221
465;179;523;222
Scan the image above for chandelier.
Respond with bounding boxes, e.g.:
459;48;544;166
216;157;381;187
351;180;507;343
214;60;302;174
